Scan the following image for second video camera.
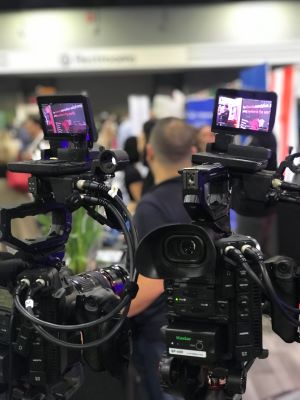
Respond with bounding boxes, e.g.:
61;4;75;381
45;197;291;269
135;88;300;400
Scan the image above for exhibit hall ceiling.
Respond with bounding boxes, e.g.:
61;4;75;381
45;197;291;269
0;0;257;11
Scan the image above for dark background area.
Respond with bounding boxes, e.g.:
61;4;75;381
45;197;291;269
0;0;255;11
0;67;243;114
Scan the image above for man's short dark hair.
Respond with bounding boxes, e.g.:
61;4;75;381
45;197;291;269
149;117;196;164
143;119;157;143
124;136;139;163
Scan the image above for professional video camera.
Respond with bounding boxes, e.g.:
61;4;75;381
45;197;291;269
0;94;138;400
135;88;300;400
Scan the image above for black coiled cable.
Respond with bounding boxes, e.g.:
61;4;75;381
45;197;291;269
13;189;137;348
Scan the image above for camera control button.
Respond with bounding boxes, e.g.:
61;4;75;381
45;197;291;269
238;297;249;312
238;269;247;277
237;279;249;291
238;295;249;304
167;297;174;305
217;300;229;316
239;312;250;321
195;340;204;350
237;325;252;345
29;371;46;386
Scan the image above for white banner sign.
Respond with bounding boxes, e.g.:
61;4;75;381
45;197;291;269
2;41;300;74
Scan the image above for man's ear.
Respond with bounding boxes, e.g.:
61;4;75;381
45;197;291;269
191;145;198;155
146;143;155;164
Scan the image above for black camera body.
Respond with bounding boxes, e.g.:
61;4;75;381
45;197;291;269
164;233;263;367
0;260;130;398
135;86;300;399
163;165;264;370
0;94;137;400
136;163;267;398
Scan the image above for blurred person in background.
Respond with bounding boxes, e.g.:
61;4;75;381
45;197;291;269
21;115;49;161
138;118;157;196
0;129;39;249
196;124;216;152
96;114;118;149
128;118;197;400
117;113;134;149
0;130;21;178
17;125;33;151
123;136;144;213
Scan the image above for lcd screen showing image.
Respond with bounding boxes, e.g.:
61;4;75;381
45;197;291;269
217;97;272;132
41;103;88;135
212;89;277;135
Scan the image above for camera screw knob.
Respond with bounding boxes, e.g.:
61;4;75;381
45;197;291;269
195;340;204;350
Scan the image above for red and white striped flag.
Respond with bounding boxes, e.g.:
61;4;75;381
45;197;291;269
269;66;298;180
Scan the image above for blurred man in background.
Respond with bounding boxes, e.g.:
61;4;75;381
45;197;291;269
21;115;49;160
195;124;215;152
123;136;144;213
0;128;39;249
117;113;134;149
129;117;197;400
96;114;117;149
138;118;157;196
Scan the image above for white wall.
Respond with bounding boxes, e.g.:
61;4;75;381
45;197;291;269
0;2;300;73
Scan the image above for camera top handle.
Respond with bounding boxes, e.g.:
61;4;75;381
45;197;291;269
0;201;71;258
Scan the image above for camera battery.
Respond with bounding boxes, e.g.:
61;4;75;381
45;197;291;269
166;322;225;364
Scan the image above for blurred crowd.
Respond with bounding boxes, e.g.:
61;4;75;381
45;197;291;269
0;109;279;252
96;113;216;212
0;111;215;241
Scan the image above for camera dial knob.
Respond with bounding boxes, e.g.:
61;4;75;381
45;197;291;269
195;340;203;350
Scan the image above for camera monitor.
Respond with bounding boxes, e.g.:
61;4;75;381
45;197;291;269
211;88;277;135
37;94;97;147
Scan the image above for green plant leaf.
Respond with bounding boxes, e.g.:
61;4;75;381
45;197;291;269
37;208;102;273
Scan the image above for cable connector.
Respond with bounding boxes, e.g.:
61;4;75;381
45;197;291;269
25;299;34;309
224;245;235;255
76;179;110;194
225;245;265;290
241;244;252;253
108;184;119;198
35;279;46;287
272;178;300;192
242;246;264;262
76;180;86;190
123;281;139;300
271;178;282;189
20;278;30;288
224;246;247;264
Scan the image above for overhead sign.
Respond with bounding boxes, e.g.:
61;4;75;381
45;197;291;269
0;47;187;74
2;42;300;74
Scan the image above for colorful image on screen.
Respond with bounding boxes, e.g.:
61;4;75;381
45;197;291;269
41;103;88;135
216;96;272;132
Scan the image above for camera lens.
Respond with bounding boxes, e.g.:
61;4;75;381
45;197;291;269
69;265;129;296
164;235;205;264
179;239;196;256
